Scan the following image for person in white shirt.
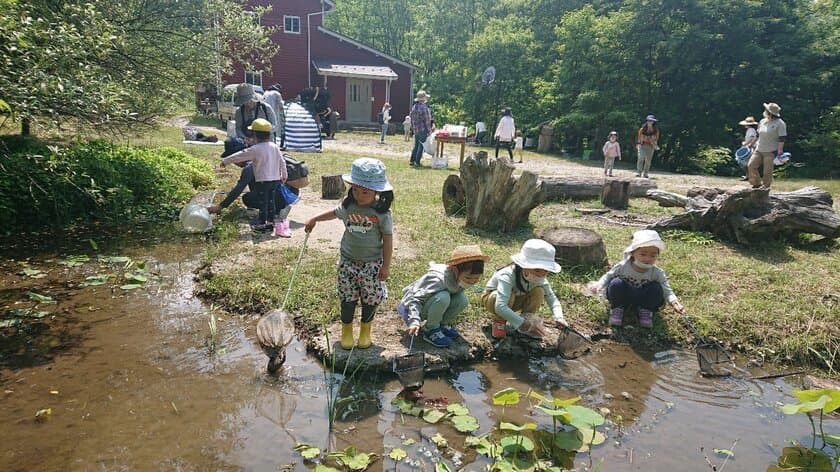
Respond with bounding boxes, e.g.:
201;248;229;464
379;103;391;144
494;108;515;160
475;121;487;145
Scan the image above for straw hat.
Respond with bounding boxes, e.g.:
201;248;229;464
763;102;781;117
234;83;255;107
623;229;665;256
342;157;393;192
247;118;273;133
510;239;561;273
739;116;759;126
446;245;490;267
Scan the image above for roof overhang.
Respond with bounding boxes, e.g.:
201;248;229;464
317;26;417;70
313;59;398;80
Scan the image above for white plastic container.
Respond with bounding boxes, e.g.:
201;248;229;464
179;204;213;233
226;120;237;138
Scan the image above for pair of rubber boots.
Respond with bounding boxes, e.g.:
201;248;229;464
340;322;372;350
273;219;292;238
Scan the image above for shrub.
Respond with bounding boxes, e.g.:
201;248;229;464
677;146;740;176
0;138;213;231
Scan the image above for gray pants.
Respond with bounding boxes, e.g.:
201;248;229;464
380;123;389;143
637;145;655;175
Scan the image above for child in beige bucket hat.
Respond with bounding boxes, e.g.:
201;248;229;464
398;245;489;348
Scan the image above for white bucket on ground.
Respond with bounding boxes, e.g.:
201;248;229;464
179;204;213;233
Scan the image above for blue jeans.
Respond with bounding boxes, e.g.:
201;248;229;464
256;180;280;223
423;290;469;330
411;131;428;164
607;278;664;311
380;123;389;143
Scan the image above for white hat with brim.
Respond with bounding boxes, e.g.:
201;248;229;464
510;239;561;273
623;229;665;256
342;157;393;192
763;102;781;117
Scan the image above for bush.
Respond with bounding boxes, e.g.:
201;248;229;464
677;146;740;176
0;138;213;231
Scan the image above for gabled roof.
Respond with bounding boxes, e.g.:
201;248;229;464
317;26;417;70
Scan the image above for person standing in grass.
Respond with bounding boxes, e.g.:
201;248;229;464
482;239;568;340
636;115;660;178
409;91;432;166
221;119;287;232
602;131;621;177
379;103;391;144
514;131;524;163
748;102;787;189
403;114;412;142
304;158;394;350
587;229;684;328
494;107;515;160
398;245;489;348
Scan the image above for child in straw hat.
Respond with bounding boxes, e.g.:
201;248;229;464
587;229;684;328
398;245;489;348
482;239;568;340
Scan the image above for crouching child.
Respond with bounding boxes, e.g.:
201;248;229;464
398;246;489;348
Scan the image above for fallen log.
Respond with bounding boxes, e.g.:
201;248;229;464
644;186;840;243
541;176;656;201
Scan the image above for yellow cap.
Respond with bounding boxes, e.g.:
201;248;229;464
248;118;273;133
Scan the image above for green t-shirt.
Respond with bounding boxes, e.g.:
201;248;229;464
334;203;393;262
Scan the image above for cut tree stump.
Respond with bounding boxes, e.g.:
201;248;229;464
539;227;608;269
601;180;631;209
442;174;466;216
541;176;656;201
460;152;543;232
321;174;345;199
643;186;840;243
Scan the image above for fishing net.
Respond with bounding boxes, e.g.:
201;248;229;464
696;342;733;377
393;352;425;391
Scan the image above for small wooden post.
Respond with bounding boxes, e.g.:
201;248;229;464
442;174;466;216
540;227;608;269
601;179;631;209
321;174;345;199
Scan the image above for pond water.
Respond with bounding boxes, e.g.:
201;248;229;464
0;228;836;471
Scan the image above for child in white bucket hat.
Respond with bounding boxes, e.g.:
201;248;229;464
305;158;394;350
482;239;568;340
587;229;684;328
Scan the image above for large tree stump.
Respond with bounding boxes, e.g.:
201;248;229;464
541;176;656;200
601;180;630;209
321;174;345;199
644;186;840;243
461;152;543;232
540;227;608;269
442;174;466;216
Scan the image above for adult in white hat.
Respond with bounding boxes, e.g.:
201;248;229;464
747;102;787;189
587;230;684;328
482;239;568;340
409;90;433;166
635;115;660;178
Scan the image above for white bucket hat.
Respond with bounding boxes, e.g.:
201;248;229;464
342;157;393;192
623;229;665;256
510;239;561;273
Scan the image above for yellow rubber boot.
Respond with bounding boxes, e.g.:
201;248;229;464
357;322;373;349
340;323;355;350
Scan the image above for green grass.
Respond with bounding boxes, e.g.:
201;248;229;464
159;129;840;376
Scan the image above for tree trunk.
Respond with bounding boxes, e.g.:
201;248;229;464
442;174;466;216
461;152;543;232
321;174;345;200
21;117;31;136
541;176;656;200
601;180;631;209
644;189;690;207
645;186;840;243
539;227;608;269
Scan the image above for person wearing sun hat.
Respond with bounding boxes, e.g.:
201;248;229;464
482;239;568;340
305;158;395;350
747;102;787;189
409;90;433;166
233;83;277;143
635;114;660;178
586;229;684;329
398;245;490;348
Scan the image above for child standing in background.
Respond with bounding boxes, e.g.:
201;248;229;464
305;158;394;349
602;131;621;177
403;115;412;141
587;230;685;328
379;103;392;144
514;131;524;163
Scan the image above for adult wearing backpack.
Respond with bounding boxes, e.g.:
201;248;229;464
233;83;278;142
378;103;391;144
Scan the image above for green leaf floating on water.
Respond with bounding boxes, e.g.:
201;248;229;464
451;414;479;432
714;449;734;457
492;387;520;406
82;274;110;287
294;443;321;460
781;394;834;415
535;405;573;423
500;422;537;431
554;430;584;451
823;434;840;446
422;409;446;424
60;255;90;267
125;273;148;283
388;448;407;461
28;292;56;304
446;403;469;416
22;268;46;278
120;284;143;290
500;435;535;452
430;433;447;447
473;437;502;458
401;438;416;446
329;447;376;471
98;255;131;264
790;388;840;413
567;405;605;429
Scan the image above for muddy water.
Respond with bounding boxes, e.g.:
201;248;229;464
1;229;836;471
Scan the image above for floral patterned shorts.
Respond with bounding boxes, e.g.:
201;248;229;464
337;258;387;305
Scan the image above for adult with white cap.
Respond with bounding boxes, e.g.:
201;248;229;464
409;90;433;167
635;115;660;178
482;239;568;340
587;229;684;328
747;102;787;189
233;83;277;143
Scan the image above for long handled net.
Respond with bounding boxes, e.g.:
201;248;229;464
393;336;425;390
680;312;733;377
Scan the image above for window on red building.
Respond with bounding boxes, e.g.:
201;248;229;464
284;16;300;33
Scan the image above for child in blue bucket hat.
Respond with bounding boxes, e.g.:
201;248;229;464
305;158;394;350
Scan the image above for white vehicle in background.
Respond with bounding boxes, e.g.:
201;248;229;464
218;84;264;125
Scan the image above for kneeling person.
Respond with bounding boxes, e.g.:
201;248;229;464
399;246;489;348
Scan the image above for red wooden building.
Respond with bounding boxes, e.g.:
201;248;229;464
225;0;415;125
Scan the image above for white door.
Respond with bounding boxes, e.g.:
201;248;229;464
346;78;372;122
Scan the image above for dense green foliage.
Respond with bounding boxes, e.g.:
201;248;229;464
0;138;213;231
0;0;277;135
326;0;839;175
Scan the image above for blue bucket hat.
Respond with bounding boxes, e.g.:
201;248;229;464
342;158;393;192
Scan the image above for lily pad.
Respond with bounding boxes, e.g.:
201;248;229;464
60;255;90;267
554;430;584;451
451;414;479;433
501;435;535;452
446;403;469;416
120;284;143;290
535;405;573;423
431;432;448;447
768;446;833;471
329;447;376;471
27;292;56;304
98;255;131;264
492;388;520;407
423;409;447;424
567;405;605;429
575;428;606;451
529;391;581;408
81;274;111;287
500;422;537;432
401;438;416;446
473;437;502;458
294;443;321;460
21;268;46;278
388;448;407;461
125;273;148;283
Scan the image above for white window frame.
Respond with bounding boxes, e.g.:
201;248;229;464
284;15;301;34
245;70;262;88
